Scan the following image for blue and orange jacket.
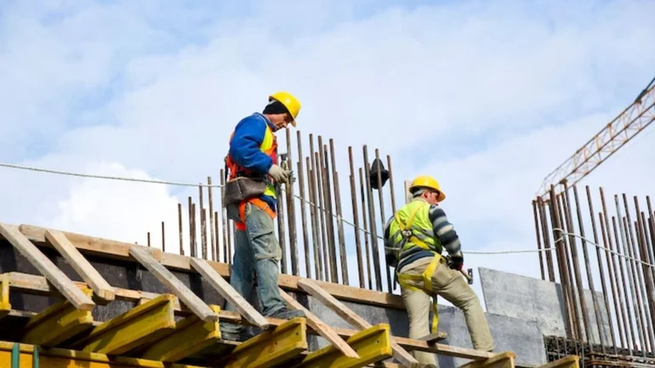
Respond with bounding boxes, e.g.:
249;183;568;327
226;112;278;212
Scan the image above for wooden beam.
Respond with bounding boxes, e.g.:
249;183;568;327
458;351;516;368
128;245;218;322
297;279;420;368
0;223;95;311
45;229;116;303
19;224;405;310
141;305;222;362
21;288;95;346
279;288;359;359
537;356;579;368
74;294;177;355
297;323;392;368
189;258;269;329
3;271;499;362
219;317;308;368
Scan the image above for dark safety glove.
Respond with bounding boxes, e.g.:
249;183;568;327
449;250;464;270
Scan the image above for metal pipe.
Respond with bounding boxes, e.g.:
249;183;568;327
296;131;311;278
600;187;631;352
363;145;383;291
331;139;349;285
349;147;365;288
572;185;605;352
359;167;373;290
178;203;184;256
208;176;215;261
585;185;617;354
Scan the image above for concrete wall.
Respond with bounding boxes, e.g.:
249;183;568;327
479;267;611;346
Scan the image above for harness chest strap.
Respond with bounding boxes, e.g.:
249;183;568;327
234;198;276;231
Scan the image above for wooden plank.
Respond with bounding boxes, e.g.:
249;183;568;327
537;356;579;368
418;331;449;343
0;340;206;368
21;288;95;346
45;229;116;303
280;288;359;359
189;258;269;329
20;224;404;310
0;223;95;311
219;317;308;368
458;352;516;368
141;305;222;362
74;294;177;355
297;279;420;368
296;323;392;368
4;271;499;362
129;245;218;322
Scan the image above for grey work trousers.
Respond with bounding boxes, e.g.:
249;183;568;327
399;260;495;366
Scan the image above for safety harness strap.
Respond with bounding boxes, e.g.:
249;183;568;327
234;198;276;231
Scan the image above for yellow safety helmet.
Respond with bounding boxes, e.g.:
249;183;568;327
409;175;446;202
269;91;301;127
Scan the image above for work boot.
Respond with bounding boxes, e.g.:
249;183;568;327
269;307;305;320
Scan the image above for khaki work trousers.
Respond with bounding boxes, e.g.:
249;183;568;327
400;260;495;366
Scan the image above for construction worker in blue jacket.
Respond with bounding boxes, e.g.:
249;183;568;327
220;91;305;341
383;175;494;366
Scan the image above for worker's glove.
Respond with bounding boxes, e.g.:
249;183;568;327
448;251;464;271
268;164;292;183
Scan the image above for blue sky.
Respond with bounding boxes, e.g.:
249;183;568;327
1;0;654;304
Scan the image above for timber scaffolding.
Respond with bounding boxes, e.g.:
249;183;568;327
533;183;655;368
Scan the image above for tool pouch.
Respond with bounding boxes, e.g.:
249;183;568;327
223;177;267;206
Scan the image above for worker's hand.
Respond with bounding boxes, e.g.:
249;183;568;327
268;164;292;183
449;251;464;270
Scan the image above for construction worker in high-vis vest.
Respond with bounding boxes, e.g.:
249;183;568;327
220;91;305;341
383;175;494;367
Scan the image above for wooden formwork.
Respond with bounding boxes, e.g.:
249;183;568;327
0;222;581;368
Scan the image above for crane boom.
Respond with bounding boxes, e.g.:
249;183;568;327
536;83;655;199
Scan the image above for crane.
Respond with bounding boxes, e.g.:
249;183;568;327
536;76;655;199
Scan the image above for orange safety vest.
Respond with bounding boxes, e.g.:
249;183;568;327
224;123;278;231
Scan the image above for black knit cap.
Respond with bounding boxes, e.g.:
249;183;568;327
263;99;290;115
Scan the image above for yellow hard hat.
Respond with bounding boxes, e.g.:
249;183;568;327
269;91;301;127
409;175;446;202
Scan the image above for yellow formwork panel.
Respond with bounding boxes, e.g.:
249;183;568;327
221;316;308;368
0;274;11;318
0;341;208;368
74;294;177;355
295;323;393;368
21;288;95;346
141;305;222;362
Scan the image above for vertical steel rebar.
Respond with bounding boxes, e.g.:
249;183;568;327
538;197;556;282
330;139;349;285
374;148;391;292
360;167;373;290
208;177;215;261
548;188;574;338
533;200;546;281
319;142;338;283
296;131;311;278
610;214;637;355
214;211;220;262
220;169;228;263
178;203;184;256
585;186;617;354
635;208;655;352
307;159;323;281
349;147;365;288
386;154;398;292
563;183;592;343
572;185;605;352
199;184;207;259
147;232;151;247
285;129;299;276
276;179;288;274
620;214;647;355
637;209;655;343
363;145;383;291
188;196;194;257
315;151;330;282
309;134;325;281
161;221;166;253
192;202;197;257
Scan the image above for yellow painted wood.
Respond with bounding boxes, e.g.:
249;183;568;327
141;305;222;362
0;274;10;318
221;316;308;368
21;288;94;346
76;294;177;355
538;356;579;368
458;352;517;368
295;323;393;368
0;341;208;367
